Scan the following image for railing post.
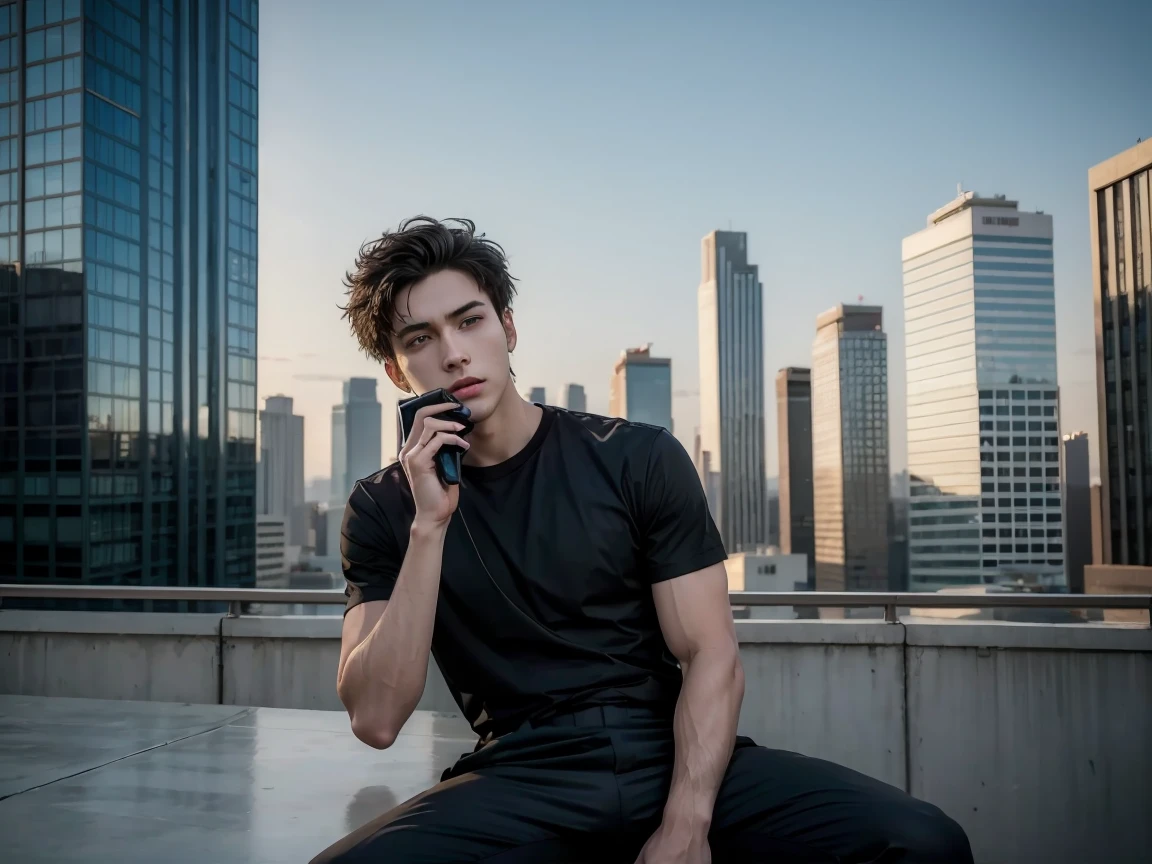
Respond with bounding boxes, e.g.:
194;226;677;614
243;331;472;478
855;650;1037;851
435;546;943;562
884;603;898;624
227;600;242;618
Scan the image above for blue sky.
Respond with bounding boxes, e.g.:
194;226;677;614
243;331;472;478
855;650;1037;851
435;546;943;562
256;0;1151;481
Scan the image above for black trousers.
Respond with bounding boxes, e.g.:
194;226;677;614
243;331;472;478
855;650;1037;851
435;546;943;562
311;706;973;863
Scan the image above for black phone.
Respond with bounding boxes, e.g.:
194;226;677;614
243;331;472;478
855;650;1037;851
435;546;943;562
397;389;474;485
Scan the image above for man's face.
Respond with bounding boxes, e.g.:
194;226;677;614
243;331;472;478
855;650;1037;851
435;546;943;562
385;269;516;422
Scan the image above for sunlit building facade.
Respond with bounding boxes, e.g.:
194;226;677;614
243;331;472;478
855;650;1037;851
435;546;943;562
811;305;889;592
0;0;259;587
698;230;766;552
902;192;1063;591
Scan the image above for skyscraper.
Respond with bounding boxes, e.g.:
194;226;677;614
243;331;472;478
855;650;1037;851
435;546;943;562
697;231;766;552
525;386;546;405
330;403;346;502
811;305;889;592
902;192;1063;591
340;378;381;500
1090;139;1152;568
1062;432;1091;594
560;383;586;413
258;395;304;543
0;0;259;586
609;344;672;431
776;367;814;584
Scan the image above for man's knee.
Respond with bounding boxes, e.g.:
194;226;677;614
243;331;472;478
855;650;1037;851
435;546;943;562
888;803;973;864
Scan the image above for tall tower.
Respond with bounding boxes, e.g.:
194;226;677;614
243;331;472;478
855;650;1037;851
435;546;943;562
811;305;889;592
0;0;260;587
1090;140;1152;568
561;383;586;413
698;230;766;553
342;378;381;497
258;395;304;543
776;367;814;584
903;191;1063;590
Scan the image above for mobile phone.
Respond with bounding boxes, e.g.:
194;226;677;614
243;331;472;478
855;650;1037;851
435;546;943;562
397;389;474;485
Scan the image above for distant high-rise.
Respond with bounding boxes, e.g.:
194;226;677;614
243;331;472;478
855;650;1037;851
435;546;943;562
331;379;381;503
776;368;814;585
610;344;672;431
258;396;305;544
1090;139;1152;568
811;305;889;592
343;378;382;496
1063;432;1091;593
561;383;587;413
525;386;547;405
330;404;346;502
0;0;260;587
903;191;1063;591
698;231;767;552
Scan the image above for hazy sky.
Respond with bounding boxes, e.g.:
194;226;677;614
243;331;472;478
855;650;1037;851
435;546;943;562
256;0;1151;482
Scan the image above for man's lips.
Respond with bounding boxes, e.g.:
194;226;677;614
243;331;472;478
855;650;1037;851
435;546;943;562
450;378;484;397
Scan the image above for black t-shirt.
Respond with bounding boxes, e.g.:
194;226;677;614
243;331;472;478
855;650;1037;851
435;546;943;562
341;406;726;739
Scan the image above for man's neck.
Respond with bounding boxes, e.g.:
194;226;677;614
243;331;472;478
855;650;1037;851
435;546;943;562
463;388;543;468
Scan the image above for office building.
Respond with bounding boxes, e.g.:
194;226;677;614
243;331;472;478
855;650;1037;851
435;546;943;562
903;192;1063;591
524;386;546;405
776;367;814;585
724;549;808;620
609;343;672;431
330;403;346;501
258;396;305;542
811;305;889;592
561;383;586;413
697;231;767;552
1090;139;1152;568
330;378;381;503
255;515;287;589
1062;433;1091;593
0;0;259;586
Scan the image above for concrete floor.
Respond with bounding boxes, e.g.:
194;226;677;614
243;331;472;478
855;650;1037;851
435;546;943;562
0;695;476;863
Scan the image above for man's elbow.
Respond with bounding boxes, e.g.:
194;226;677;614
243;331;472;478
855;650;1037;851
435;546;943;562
350;713;399;750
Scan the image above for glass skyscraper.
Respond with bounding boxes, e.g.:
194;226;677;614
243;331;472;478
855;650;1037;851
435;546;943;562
902;192;1063;591
610;343;672;432
0;0;259;589
697;230;767;553
811;305;889;593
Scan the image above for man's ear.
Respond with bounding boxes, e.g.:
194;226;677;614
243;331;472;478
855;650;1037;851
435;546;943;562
502;308;517;353
383;357;411;393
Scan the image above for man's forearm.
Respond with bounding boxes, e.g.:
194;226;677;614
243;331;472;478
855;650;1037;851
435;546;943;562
662;646;745;829
338;521;447;746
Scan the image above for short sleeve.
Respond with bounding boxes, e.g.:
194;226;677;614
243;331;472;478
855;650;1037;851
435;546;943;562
341;480;403;613
639;429;727;583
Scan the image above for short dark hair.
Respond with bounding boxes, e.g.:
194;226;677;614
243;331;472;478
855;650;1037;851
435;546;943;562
342;216;517;364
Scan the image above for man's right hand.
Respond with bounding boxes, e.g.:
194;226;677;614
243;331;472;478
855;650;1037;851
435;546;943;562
399;402;471;529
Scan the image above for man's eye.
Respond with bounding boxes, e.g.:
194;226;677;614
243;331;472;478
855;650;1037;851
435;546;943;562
461;316;481;327
408;335;429;347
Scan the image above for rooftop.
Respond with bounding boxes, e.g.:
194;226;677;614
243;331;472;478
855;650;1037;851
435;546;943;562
0;695;473;864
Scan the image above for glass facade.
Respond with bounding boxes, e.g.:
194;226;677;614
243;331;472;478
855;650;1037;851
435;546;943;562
697;230;767;553
1091;144;1152;567
903;196;1062;590
0;0;258;590
811;306;889;592
610;350;672;432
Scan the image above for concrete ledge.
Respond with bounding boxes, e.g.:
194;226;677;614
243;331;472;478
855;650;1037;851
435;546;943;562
0;609;221;636
905;621;1152;652
735;620;905;644
223;615;343;638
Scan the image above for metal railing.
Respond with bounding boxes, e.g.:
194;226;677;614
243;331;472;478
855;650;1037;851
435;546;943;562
1;583;1148;625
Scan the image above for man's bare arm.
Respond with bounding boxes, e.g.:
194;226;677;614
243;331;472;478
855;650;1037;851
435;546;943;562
337;521;447;749
640;563;744;857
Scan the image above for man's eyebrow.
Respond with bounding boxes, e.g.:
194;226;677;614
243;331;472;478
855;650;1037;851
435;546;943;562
394;300;488;340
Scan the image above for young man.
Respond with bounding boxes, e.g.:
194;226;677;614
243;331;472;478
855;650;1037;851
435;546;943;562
312;217;973;864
